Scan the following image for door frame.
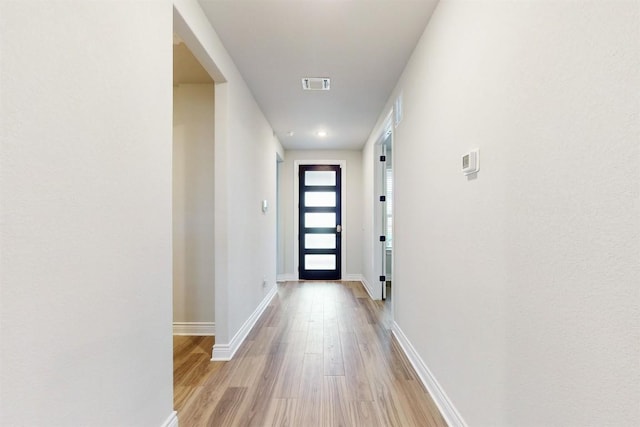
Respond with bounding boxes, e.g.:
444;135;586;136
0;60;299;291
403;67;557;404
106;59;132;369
293;160;347;280
379;131;393;299
373;113;394;303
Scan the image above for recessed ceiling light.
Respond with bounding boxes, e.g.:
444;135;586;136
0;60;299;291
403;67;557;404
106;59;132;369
317;131;327;137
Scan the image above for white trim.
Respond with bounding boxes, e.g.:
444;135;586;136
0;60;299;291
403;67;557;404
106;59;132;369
392;322;467;427
374;114;394;306
293;160;347;280
172;322;215;336
359;275;379;301
160;411;178;427
276;273;297;282
212;285;278;361
343;274;362;282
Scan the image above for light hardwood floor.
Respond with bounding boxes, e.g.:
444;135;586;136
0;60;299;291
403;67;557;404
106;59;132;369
173;281;447;427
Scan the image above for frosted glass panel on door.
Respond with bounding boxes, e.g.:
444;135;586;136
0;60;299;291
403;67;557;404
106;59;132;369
305;234;336;249
305;213;336;228
305;170;336;186
305;192;336;207
305;255;336;270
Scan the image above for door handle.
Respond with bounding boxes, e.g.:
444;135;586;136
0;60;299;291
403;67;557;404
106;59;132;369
336;225;342;233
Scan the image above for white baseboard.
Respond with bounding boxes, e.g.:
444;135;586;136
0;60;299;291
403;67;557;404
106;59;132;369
360;275;380;301
212;285;278;361
172;322;215;336
392;322;467;427
277;273;365;283
160;411;178;427
276;273;297;282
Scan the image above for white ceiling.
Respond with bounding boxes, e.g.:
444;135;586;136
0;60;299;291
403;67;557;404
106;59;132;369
198;0;439;150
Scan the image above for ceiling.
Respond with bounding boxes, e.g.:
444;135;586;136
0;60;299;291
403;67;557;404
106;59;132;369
197;0;439;150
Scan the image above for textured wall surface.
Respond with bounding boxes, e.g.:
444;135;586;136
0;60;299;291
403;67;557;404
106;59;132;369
363;1;639;425
0;2;174;425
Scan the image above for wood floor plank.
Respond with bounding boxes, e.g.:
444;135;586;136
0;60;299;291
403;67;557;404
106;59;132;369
357;297;380;325
400;378;449;427
369;376;414;427
174;281;447;427
323;376;351;427
305;318;324;354
323;316;345;376
177;365;235;426
388;336;419;382
235;350;286;426
294;353;323;426
175;354;216;388
174;385;200;413
263;398;298;426
208;386;247;426
228;354;267;388
273;331;306;398
349;400;383;427
289;311;311;332
173;336;220;411
249;325;280;356
340;331;374;401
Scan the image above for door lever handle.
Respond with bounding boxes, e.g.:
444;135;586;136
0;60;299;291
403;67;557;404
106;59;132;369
336;225;342;233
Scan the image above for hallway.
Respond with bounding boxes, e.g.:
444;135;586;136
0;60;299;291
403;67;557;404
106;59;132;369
174;281;446;426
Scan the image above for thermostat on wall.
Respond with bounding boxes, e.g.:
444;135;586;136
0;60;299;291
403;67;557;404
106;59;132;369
462;149;479;175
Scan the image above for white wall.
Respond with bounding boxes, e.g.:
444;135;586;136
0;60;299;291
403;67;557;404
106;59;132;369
280;150;363;280
0;2;174;426
363;1;640;426
362;130;378;293
277;158;285;276
173;84;215;324
173;0;284;349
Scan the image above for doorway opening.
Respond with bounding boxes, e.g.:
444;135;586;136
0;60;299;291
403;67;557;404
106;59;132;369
373;116;393;302
172;32;216;411
381;130;393;300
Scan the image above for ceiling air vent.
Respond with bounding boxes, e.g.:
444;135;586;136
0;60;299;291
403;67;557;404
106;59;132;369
302;77;330;91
